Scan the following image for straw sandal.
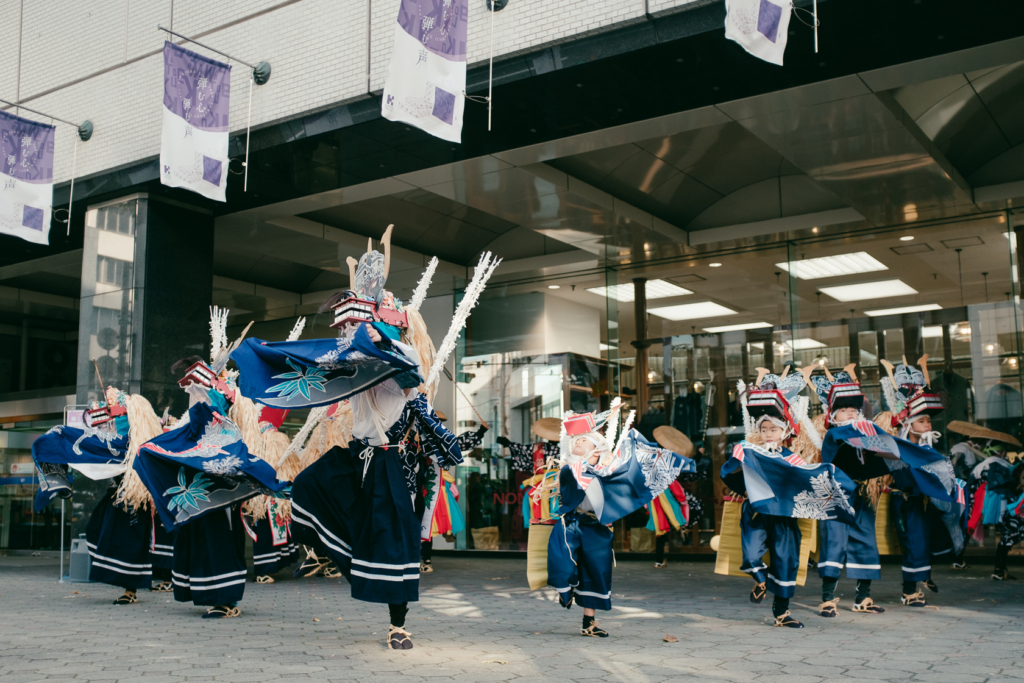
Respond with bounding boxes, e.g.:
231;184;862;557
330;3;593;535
818;598;839;617
750;582;767;604
203;605;241;619
773;611;804;628
901;591;927;607
113;590;138;605
387;626;414;650
581;620;609;638
851;597;885;614
255;575;275;584
150;581;172;592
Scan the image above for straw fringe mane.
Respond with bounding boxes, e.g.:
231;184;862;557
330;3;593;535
404;308;437;402
792;413;826;464
229;392;275;520
114;394;164;512
299;402;354;471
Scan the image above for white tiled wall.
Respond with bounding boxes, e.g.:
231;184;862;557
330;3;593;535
4;0;708;185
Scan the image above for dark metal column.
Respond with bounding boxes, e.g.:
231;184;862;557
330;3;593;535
631;277;650;414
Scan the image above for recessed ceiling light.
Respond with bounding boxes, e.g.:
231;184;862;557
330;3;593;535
585;279;693;302
709;263;723;268
649;301;737;321
776;252;887;280
784;338;826;350
598;342;617;351
819;279;918;302
703;322;773;333
864;303;942;316
900;236;915;242
547;285;560;289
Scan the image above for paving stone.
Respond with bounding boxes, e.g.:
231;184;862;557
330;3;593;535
0;556;1020;681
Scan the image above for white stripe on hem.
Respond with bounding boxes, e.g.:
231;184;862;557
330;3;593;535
87;549;152;570
768;573;797;587
172;577;247;591
351;559;421;571
846;563;881;569
902;565;931;573
291;503;352;550
90;561;151;576
290;509;353;559
350;569;419;583
171;569;246;583
576;590;611;599
818;561;844;568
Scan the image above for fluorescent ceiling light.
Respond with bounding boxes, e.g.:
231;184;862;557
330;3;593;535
704;321;773;333
586;279;692;302
819;279;917;302
776;252;887;280
864;303;942;317
599;342;617;351
784;338;826;350
922;325;944;338
649;301;737;321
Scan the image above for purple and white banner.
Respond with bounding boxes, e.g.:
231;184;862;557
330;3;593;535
160;42;231;202
382;0;468;143
0;110;55;245
725;0;793;66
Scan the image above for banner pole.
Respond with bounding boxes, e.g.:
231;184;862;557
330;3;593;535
485;0;493;132
66;138;78;236
813;0;819;53
244;77;254;192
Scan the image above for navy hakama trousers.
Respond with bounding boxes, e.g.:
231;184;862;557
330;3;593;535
85;491;152;590
291;445;420;604
817;489;881;581
172;506;247;606
548;511;614;611
740;502;801;598
892;494;931;582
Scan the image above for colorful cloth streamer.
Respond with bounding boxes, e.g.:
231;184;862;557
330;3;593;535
430;471;465;537
647;482;689;535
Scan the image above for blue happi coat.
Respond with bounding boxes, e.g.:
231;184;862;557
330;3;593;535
31;425;130;512
231;323;418;410
134;402;288;531
721;442;857;524
557;429;694;525
821;421;955;502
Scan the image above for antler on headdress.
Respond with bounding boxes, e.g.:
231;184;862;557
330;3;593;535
381;224;393;281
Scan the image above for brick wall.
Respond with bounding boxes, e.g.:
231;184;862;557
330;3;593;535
4;0;710;185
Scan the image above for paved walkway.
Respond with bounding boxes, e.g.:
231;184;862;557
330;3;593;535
0;555;1021;682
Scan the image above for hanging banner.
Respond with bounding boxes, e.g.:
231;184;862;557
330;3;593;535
0;110;55;245
725;0;793;66
160;41;231;202
381;0;468;143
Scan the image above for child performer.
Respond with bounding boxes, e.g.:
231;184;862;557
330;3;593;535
547;400;694;638
874;356;954;607
720;367;857;629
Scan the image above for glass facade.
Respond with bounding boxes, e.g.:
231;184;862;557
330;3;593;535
452;211;1024;554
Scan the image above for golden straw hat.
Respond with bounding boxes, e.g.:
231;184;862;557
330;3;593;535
653;425;695;458
435;409;447;422
946;420;1021;447
531;417;562;442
